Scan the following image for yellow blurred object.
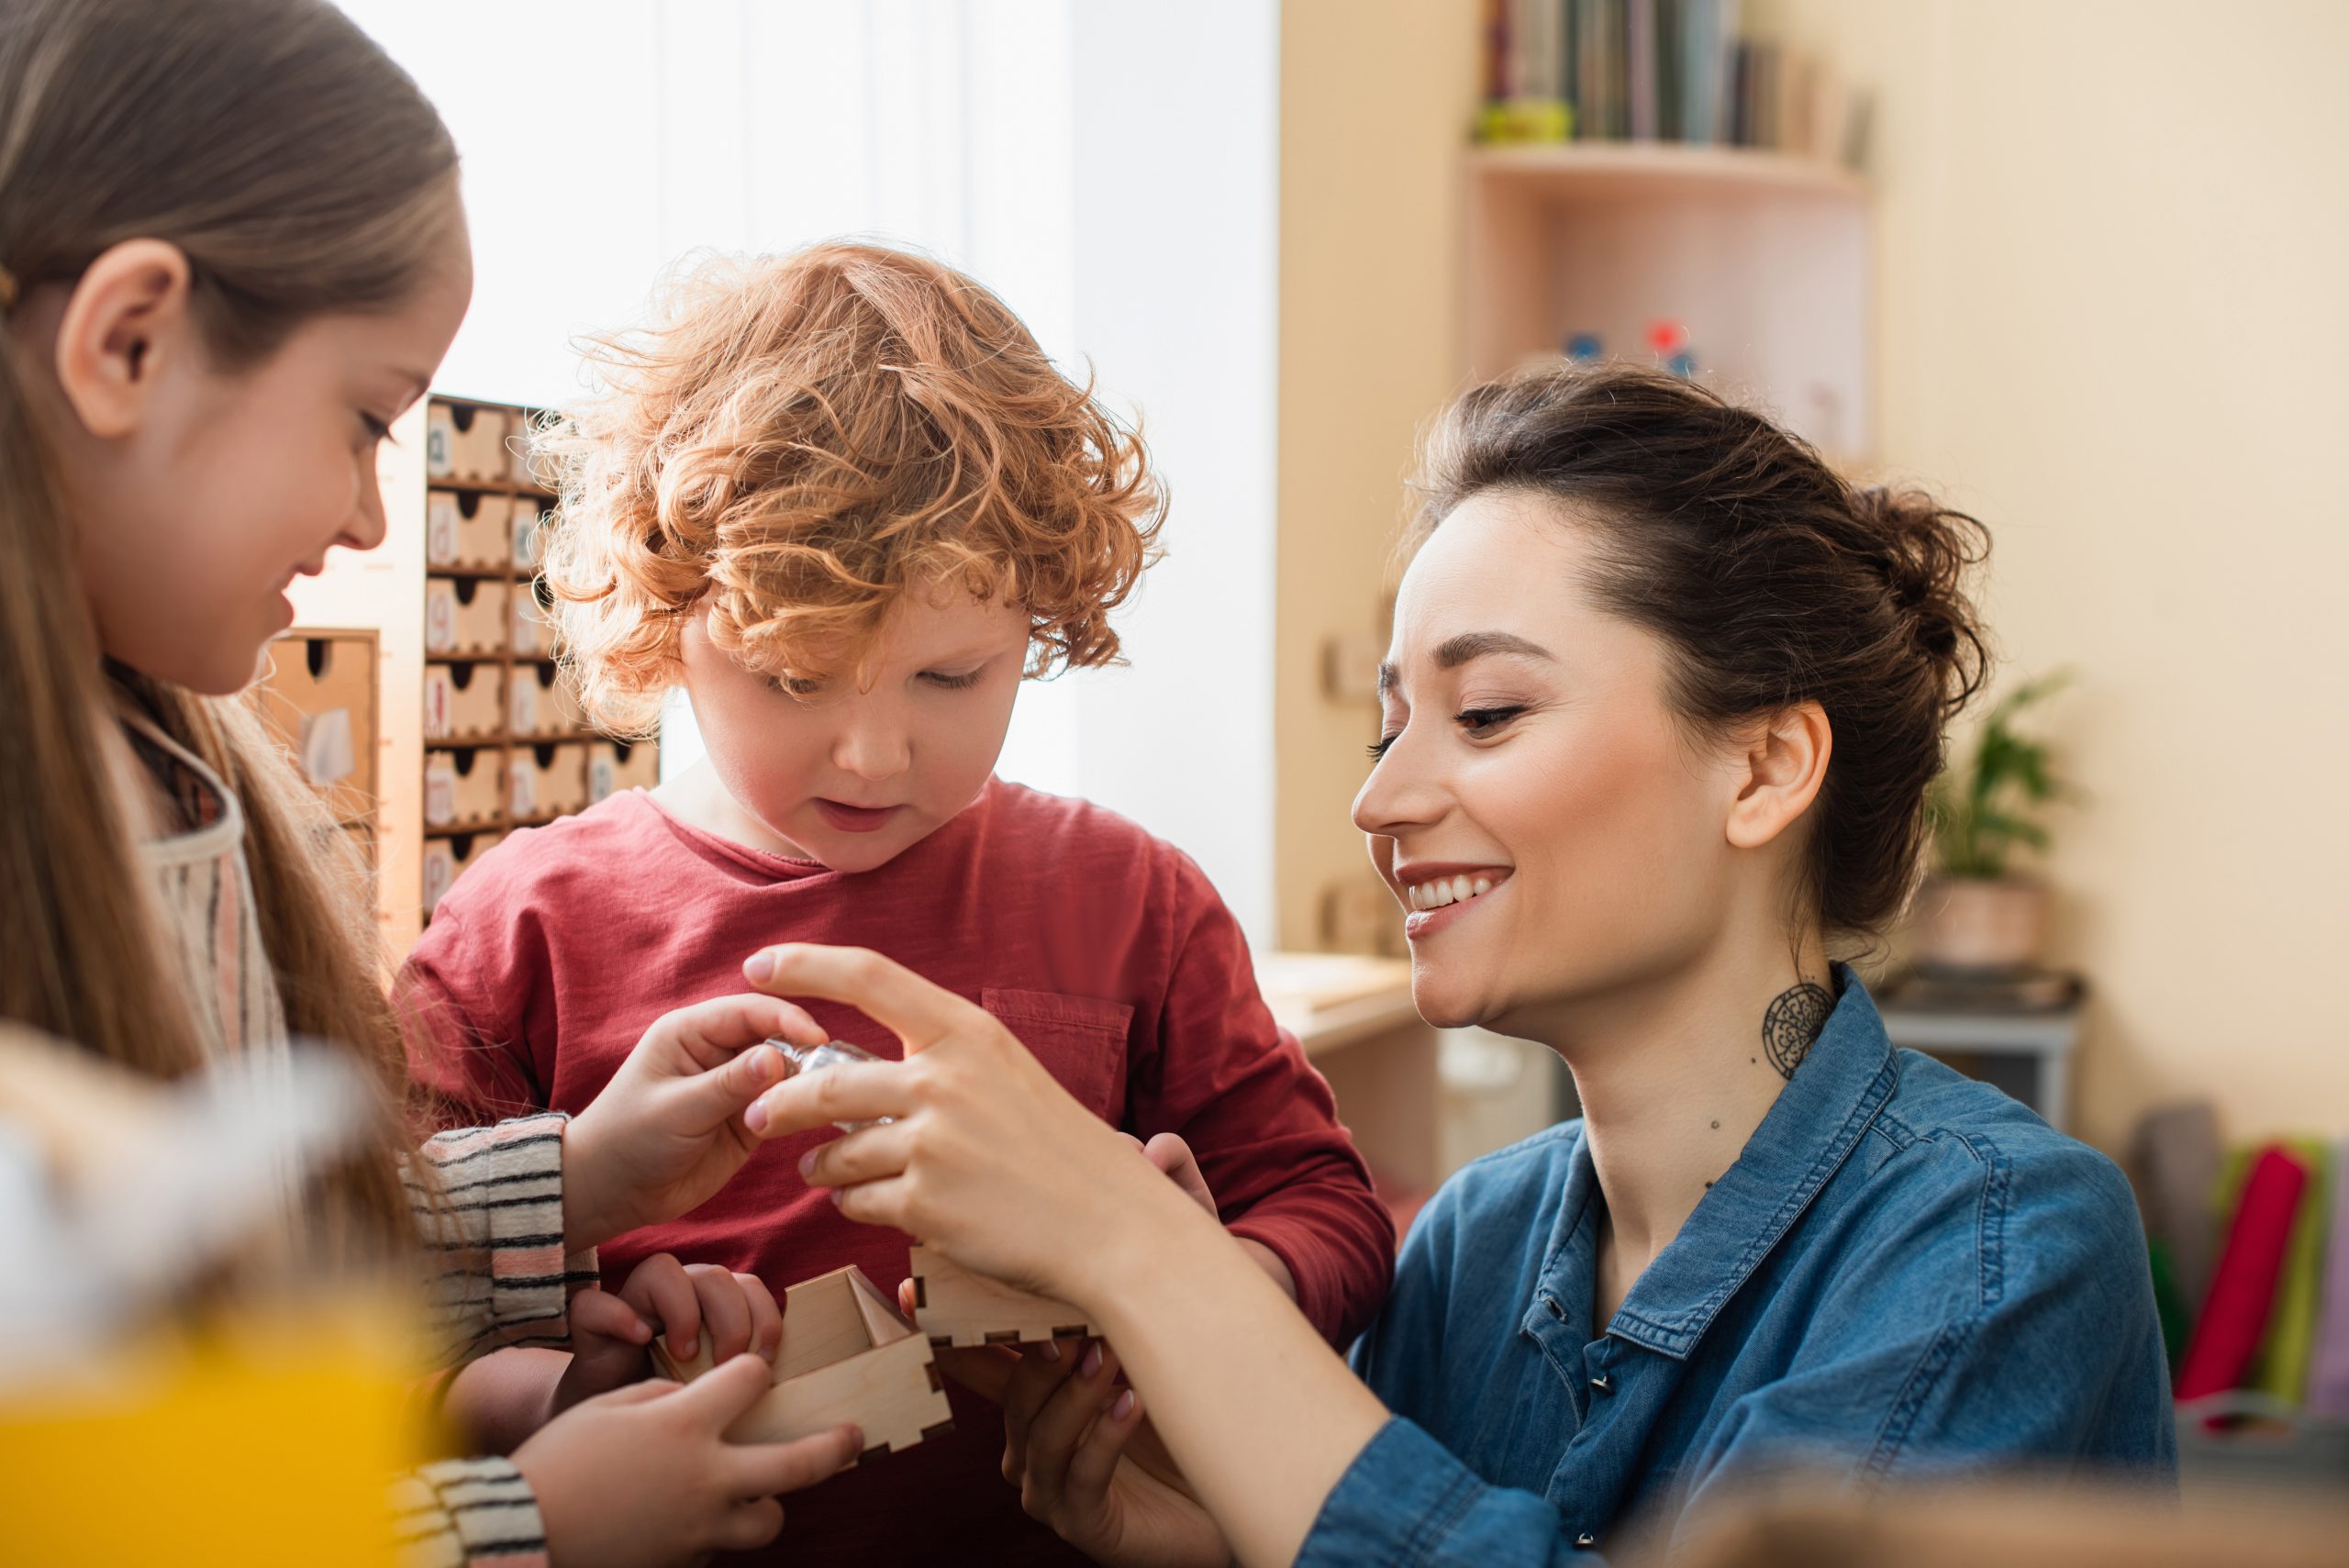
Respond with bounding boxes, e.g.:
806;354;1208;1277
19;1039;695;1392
0;1310;432;1567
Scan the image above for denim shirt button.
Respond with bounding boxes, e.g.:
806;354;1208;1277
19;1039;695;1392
1574;1532;1598;1550
1588;1371;1614;1396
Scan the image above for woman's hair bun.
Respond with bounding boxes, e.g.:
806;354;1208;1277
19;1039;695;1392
1854;484;1993;712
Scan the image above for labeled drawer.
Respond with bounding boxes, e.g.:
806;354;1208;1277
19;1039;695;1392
421;829;503;917
507;415;546;487
425;403;511;484
510;580;550;657
425;490;512;571
425;577;510;658
422;746;506;829
253;632;377;826
508;496;543;570
510;741;589;822
585;740;657;804
508;661;591;738
422;661;505;741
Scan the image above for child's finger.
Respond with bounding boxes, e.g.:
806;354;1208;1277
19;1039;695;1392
688;1262;755;1363
1142;1131;1218;1215
796;1119;913;1189
621;1253;705;1361
566;1286;651;1349
741;944;977;1052
676;1035;787;1132
712;1496;786;1553
740;1271;784;1362
721;1422;864;1502
673;1350;777;1430
660;994;829;1077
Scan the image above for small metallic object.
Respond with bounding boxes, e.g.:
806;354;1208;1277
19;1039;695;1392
767;1038;894;1132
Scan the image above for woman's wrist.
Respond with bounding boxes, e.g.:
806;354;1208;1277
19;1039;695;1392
1074;1170;1243;1329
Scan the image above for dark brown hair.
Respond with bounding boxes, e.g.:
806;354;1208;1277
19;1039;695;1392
1411;361;1991;939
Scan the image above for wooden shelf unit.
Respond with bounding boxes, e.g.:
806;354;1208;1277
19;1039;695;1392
284;394;656;957
1464;140;1872;460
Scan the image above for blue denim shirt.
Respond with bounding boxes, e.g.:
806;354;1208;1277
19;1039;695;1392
1301;971;2175;1565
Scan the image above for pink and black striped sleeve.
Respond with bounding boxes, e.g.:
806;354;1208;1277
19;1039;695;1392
405;1112;600;1366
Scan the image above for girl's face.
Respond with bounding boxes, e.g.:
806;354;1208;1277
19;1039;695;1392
38;224;473;695
677;589;1031;873
1353;489;1757;1035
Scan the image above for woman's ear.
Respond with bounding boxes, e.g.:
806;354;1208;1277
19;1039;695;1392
51;239;195;439
1725;701;1831;851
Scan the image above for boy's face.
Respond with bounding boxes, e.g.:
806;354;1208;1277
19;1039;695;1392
678;589;1031;873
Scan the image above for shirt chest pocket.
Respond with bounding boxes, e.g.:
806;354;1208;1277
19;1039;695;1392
981;987;1134;1123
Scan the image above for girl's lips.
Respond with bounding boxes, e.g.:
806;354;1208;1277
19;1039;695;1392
815;798;902;834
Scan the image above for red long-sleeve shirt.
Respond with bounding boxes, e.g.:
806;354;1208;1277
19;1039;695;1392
402;779;1394;1565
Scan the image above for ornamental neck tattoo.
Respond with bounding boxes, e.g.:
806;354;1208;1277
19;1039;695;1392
1760;981;1833;1080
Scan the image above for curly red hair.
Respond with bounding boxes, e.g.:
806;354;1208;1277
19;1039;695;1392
535;243;1165;737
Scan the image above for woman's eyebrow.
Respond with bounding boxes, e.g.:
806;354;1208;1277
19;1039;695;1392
1378;630;1556;695
1433;630;1556;669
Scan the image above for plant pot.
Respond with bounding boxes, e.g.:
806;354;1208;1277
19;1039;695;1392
1912;875;2046;975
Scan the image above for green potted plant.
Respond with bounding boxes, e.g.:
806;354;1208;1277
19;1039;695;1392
1916;672;2075;973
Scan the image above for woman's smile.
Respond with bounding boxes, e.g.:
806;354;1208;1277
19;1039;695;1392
1396;862;1512;939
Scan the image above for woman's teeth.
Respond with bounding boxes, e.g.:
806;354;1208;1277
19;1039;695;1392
1407;874;1496;913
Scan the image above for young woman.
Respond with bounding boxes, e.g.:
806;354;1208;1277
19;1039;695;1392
0;3;858;1562
740;363;2177;1564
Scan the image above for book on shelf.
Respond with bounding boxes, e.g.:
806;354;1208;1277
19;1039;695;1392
1475;0;1863;171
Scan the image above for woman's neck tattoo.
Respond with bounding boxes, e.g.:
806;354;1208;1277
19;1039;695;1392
1761;982;1833;1080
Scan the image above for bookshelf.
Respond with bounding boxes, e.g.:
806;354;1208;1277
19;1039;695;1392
285;395;655;958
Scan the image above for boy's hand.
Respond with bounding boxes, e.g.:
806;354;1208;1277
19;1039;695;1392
562;994;831;1251
555;1254;784;1414
516;1354;858;1568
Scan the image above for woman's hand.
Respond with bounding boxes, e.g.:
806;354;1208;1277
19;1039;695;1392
555;1254;784;1414
737;945;1222;1307
514;1354;858;1568
562;994;832;1251
999;1340;1230;1568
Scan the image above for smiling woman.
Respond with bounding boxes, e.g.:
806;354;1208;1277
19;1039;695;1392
741;361;2177;1568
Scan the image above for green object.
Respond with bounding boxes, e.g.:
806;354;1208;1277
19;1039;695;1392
1475;97;1574;145
2251;1138;2332;1404
1929;672;2076;879
2147;1238;2189;1376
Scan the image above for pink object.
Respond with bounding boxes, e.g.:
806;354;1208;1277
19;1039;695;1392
1646;318;1687;356
2175;1144;2310;1402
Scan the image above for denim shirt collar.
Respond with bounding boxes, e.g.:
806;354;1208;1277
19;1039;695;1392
1530;965;1900;1361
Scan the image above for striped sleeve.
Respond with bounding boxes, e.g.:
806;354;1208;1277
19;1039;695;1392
405;1113;600;1366
391;1456;548;1568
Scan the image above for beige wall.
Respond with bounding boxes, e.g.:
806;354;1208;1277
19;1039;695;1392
1756;0;2349;1150
1275;0;1484;951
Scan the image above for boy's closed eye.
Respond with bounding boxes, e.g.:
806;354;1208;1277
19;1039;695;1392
763;664;993;700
